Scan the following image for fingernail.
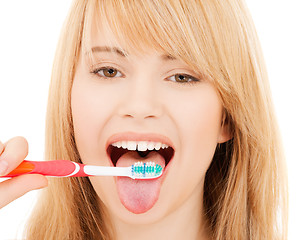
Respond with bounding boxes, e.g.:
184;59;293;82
0;160;9;176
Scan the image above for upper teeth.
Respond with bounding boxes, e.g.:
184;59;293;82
111;141;169;151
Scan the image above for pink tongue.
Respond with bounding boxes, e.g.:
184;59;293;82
116;151;165;214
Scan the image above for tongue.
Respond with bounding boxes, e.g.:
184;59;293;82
116;151;165;214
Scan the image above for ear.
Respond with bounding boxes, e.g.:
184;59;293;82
217;112;233;143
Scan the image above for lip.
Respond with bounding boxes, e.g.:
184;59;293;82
105;131;175;171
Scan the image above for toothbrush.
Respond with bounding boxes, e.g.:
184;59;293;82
1;160;163;180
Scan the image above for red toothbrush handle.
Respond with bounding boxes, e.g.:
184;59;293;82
2;160;89;178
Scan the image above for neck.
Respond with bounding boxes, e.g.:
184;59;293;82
111;186;210;240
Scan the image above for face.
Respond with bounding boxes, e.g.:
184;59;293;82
71;23;230;224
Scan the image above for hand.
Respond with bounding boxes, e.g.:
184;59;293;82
0;137;48;209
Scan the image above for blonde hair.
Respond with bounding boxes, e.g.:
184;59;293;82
25;0;288;239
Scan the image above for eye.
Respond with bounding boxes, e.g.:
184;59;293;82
167;73;200;84
92;67;123;78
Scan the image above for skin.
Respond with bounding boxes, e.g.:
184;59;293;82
71;24;231;240
0;22;230;240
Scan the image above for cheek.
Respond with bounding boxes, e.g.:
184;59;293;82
165;85;223;198
70;77;122;208
70;77;114;165
187;101;222;174
174;85;223;155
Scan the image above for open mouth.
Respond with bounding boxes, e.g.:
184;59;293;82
107;142;175;168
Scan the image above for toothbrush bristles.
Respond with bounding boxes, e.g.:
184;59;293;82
131;161;163;179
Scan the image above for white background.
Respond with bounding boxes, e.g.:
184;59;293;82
0;0;300;239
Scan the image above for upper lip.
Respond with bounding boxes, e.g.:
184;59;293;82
106;131;175;150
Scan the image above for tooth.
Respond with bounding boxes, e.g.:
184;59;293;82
112;140;169;151
162;144;168;149
121;141;127;149
112;141;122;148
154;142;162;150
127;141;137;150
147;142;155;150
137;141;148;151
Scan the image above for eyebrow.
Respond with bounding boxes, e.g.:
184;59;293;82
161;54;177;61
91;46;127;57
90;46;177;61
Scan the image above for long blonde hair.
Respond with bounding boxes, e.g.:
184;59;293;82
25;0;288;239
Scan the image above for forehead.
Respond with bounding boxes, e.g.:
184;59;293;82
90;19;123;50
87;19;177;61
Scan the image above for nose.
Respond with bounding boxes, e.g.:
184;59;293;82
117;78;163;121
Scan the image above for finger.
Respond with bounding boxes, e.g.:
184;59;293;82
0;140;4;155
0;137;29;176
0;141;7;175
0;174;48;209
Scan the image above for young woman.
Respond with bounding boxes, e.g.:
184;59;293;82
0;0;288;239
